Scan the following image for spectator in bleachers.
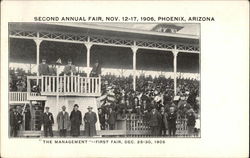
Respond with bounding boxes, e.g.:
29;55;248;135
90;60;101;77
49;64;57;76
16;77;26;92
39;58;50;76
63;59;76;76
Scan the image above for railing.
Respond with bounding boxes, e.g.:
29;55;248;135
126;114;188;136
126;114;150;131
27;75;101;96
9;92;28;103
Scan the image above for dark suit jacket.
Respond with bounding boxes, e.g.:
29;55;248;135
148;110;161;127
107;111;116;125
10;111;23;129
167;112;177;128
42;112;54;126
39;64;50;75
187;113;196;127
63;65;76;75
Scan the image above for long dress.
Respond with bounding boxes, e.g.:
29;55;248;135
70;110;82;136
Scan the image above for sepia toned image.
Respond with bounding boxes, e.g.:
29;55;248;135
8;22;200;138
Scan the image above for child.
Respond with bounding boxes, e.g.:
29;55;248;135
194;114;200;137
186;109;196;137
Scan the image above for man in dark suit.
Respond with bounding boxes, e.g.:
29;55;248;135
42;107;54;137
39;58;50;76
107;107;116;130
167;106;177;136
84;106;97;137
90;60;101;77
98;108;106;130
148;107;162;136
10;106;23;137
63;59;76;76
24;105;31;130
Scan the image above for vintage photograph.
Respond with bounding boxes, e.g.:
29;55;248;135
8;22;200;138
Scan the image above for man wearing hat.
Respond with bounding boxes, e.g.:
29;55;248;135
84;106;97;137
63;59;76;76
39;58;50;76
98;108;106;130
107;107;116;130
90;59;101;77
148;107;162;136
42;107;54;137
70;104;82;137
167;106;177;136
9;106;23;137
57;106;70;137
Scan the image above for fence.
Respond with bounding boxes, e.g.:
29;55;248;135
102;114;189;137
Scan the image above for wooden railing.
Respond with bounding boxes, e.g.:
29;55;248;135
27;75;101;96
126;114;188;136
9;92;28;103
126;114;150;131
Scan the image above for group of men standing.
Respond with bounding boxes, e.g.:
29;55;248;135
148;106;177;136
39;58;77;76
41;104;97;137
38;58;101;76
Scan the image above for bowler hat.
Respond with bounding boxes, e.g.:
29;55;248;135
74;104;79;108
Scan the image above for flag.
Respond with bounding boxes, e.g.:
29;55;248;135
56;58;62;65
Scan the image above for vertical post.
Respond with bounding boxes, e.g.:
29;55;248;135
64;74;66;93
77;74;81;93
85;38;93;77
131;42;138;91
172;45;178;95
27;77;30;97
34;35;42;78
56;66;60;107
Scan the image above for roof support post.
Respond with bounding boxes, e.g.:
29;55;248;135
131;42;138;91
84;37;93;77
172;45;179;96
34;34;42;84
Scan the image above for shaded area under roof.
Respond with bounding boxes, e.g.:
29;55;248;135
9;38;199;73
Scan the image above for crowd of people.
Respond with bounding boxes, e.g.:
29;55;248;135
9;68;32;92
97;74;200;136
9;59;200;137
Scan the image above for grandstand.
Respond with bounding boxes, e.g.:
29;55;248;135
8;23;200;137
